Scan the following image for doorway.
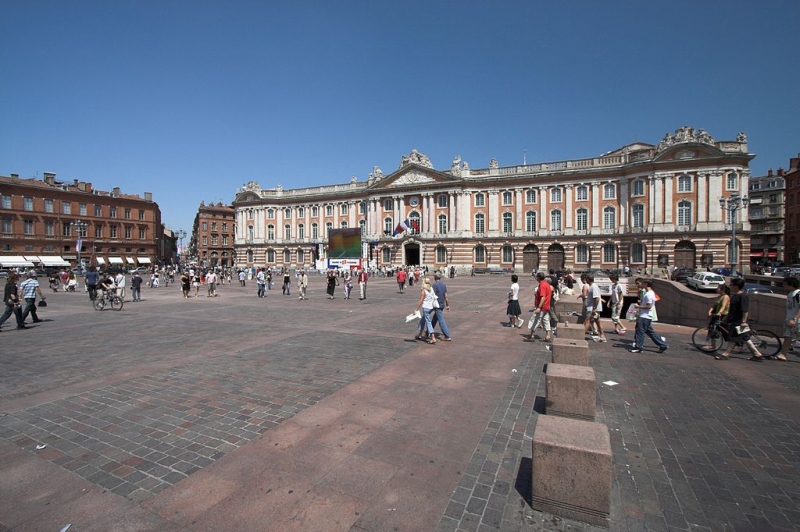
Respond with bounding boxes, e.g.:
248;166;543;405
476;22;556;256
405;243;420;266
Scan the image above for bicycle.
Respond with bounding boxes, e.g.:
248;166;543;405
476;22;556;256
93;289;124;311
692;317;781;357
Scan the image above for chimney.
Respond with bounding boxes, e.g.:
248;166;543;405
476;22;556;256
73;179;79;187
43;172;56;184
77;181;87;191
85;182;92;193
791;155;800;171
777;168;784;177
767;168;773;177
10;173;19;182
144;192;152;201
112;187;120;197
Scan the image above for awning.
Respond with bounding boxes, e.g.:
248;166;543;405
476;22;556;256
108;257;124;264
138;257;152;264
750;251;778;258
126;257;136;264
96;257;106;265
36;255;71;267
0;255;34;267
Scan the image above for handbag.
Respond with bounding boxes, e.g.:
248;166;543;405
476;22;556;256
38;300;47;307
734;324;750;335
626;305;638;322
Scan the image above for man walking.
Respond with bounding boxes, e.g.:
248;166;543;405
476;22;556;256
256;268;266;298
20;271;45;325
358;268;368;300
85;266;99;301
629;279;667;353
298;270;308;300
131;272;143;302
583;274;607;342
430;273;452;341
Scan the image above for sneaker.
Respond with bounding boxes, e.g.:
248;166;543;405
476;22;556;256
618;328;627;334
658;346;668;353
629;348;642;353
591;336;602;342
599;337;608;343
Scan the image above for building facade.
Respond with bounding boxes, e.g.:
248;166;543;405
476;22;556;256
0;172;163;269
190;202;236;268
748;169;786;266
232;126;753;274
783;154;800;264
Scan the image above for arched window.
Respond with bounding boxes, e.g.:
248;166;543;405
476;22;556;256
525;211;537;232
603;184;616;199
576;208;588;231
438;214;448;234
526;190;537;203
325;205;333;216
340;221;348;228
474;193;485;207
384;217;393;234
502;212;513;233
298;223;305;239
436;245;447;263
576;244;589;263
359;219;366;233
678;201;692;226
474;245;486;263
632;204;645;228
283;249;291;263
603;206;616;229
502;191;513;205
311;206;319;217
550;210;562;231
409;211;421;234
284;208;291;219
325;222;332;235
502;245;513;263
602;243;616;263
297;207;305;218
631;243;645;263
297;249;304;263
678;174;692;192
726;171;738;191
576;186;588;201
267;224;275;240
267;249;275;263
311;223;318;239
474;213;485;233
284;224;291;239
266;208;275;219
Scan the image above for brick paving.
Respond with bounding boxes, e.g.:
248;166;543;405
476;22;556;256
1;274;800;531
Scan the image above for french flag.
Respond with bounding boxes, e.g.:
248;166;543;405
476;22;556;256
392;219;410;237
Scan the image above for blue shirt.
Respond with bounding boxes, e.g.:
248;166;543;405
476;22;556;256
20;278;39;299
85;271;99;286
433;281;447;308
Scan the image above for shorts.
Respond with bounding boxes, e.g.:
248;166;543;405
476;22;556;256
611;302;622;324
783;322;800;340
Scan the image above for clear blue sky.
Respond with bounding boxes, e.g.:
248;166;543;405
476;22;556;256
2;1;798;233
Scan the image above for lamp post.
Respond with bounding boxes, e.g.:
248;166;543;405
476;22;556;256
177;229;187;268
73;220;88;273
719;193;749;277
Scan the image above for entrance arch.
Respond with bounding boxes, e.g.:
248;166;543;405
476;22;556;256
522;244;539;273
404;242;420;266
674;240;696;269
547;243;565;271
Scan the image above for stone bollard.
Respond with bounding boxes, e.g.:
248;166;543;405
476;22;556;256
532;415;612;527
556;322;585;341
551;338;589;366
545;363;596;420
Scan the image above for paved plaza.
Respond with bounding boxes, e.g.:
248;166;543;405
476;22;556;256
1;274;799;531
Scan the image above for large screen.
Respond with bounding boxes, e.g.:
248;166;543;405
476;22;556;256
328;228;362;258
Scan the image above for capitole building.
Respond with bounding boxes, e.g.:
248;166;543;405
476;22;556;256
232;126;753;274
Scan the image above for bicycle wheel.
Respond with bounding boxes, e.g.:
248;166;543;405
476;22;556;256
93;297;105;311
110;296;124;311
692;326;724;353
751;329;781;357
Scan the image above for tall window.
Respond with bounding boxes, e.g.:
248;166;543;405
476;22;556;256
110;225;118;238
139;228;146;239
62;223;71;237
95;226;103;238
297;207;305;218
311;206;319;217
474;213;485;233
248;250;254;263
550;210;562;231
632;204;645;228
526;211;537;232
436;246;447;263
632;243;644;263
45;220;54;236
678;174;692;192
24;220;34;235
222;222;228;232
474;193;485;207
576;244;589;263
551;188;562;203
248;226;254;240
60;200;69;214
382;247;391;263
438;194;448;208
95;205;102;217
341;204;348;215
602;243;616;263
678;200;692;226
297;249;304;263
502;245;513;263
384;217;393;234
526;190;537;203
726;172;738;190
576;208;588;231
125;226;132;239
267;249;275;262
409;211;421;234
359;220;366;233
632;180;645;197
475;245;486;263
267;208;275;219
312;223;319;239
502;212;513;233
340;221;348;228
283;249;291;263
298;224;305;239
383;199;393;211
325;205;333;216
603;206;616;229
502;191;512;205
603;184;616;199
438;214;448;234
138;210;145;220
222;235;228;245
284;224;291;239
325;222;332;235
267;225;275;239
1;219;11;234
202;222;207;231
124;208;131;219
359;202;366;215
284;208;292;219
576;186;588;201
110;206;117;218
1;195;10;209
45;199;54;213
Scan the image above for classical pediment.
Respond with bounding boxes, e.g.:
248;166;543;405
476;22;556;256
367;164;459;190
653;142;723;162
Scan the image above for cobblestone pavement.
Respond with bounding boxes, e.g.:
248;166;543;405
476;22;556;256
1;275;799;531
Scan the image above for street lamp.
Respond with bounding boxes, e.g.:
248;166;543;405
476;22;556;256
719;193;749;277
73;220;88;273
177;229;187;266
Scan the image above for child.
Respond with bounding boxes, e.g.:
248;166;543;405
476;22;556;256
610;274;627;334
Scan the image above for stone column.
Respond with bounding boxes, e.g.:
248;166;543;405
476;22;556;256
653;175;664;225
619;180;629;231
539;186;548;230
488;190;499;232
515;189;523;231
450;192;457;232
565;186;573;229
697;174;708;224
591;182;600;229
664;174;674;225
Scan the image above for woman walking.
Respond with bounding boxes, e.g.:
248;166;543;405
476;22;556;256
343;271;353;300
326;270;339;299
414;277;438;344
506;274;523;328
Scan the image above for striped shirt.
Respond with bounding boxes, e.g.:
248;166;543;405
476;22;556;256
20;278;39;299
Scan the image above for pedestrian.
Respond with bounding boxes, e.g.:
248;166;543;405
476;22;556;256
326;270;339;299
343;270;353;299
206;270;218;297
716;278;762;360
19;271;45;325
131;272;143;302
0;272;26;331
609;274;627;334
282;269;291;295
298;270;308;300
526;272;552;342
582;274;607;342
256;269;266;298
396;268;407;293
180;272;190;298
358;268;368;300
239;270;246;287
429;272;452;341
629;279;668;353
506;274;523;328
114;271;126;300
778;276;800;361
414;277;438;344
85;265;99;301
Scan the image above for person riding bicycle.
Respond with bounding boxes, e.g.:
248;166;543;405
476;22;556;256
98;274;116;299
702;284;730;350
716;278;764;361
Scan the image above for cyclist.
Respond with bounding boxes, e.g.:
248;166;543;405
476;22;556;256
98;274;116;300
702;284;730;350
716;278;763;361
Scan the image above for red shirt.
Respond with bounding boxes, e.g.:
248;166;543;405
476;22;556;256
535;280;552;312
397;270;406;283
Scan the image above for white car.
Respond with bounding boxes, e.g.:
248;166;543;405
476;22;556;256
687;272;725;291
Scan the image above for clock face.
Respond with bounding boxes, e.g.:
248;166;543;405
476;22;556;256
409;196;420;207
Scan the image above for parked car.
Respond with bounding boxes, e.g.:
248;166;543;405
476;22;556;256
711;267;742;277
670;267;695;283
743;283;774;294
0;269;9;278
128;267;149;274
789;264;800;276
687;272;726;291
773;267;791;277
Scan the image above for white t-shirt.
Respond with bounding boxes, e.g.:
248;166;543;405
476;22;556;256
786;289;800;324
585;284;603;312
509;282;520;301
611;283;624;304
639;290;656;320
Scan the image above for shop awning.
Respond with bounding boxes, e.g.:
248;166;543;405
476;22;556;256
35;255;71;267
0;255;34;267
750;251;778;258
138;257;152;264
96;257;106;265
108;257;124;264
126;257;136;264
